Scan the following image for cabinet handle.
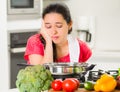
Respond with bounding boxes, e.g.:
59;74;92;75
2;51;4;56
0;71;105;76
10;47;26;53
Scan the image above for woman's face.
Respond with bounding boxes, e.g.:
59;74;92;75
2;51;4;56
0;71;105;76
43;13;72;44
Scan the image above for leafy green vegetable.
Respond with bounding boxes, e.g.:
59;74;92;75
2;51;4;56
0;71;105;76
16;65;53;92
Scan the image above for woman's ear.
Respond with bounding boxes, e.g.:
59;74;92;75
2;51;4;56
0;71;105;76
68;21;73;30
68;21;73;34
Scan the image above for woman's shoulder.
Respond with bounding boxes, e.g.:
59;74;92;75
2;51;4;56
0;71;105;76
77;38;87;46
28;33;40;40
77;38;91;50
28;33;40;41
77;38;92;62
27;33;41;44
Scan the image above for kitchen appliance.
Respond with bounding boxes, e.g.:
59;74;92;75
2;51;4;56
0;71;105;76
8;29;38;88
77;16;95;48
77;30;91;42
87;69;118;82
7;0;42;20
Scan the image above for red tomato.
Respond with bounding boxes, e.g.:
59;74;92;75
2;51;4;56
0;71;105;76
62;78;78;92
67;78;80;88
51;79;63;91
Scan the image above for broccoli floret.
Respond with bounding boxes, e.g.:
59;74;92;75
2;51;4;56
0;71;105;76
42;80;51;91
33;78;44;88
19;83;32;92
46;69;52;77
39;71;48;81
16;65;53;92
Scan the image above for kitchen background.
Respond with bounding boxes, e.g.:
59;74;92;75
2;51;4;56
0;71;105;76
0;0;120;90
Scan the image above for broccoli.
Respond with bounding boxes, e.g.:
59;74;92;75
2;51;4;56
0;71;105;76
16;65;53;92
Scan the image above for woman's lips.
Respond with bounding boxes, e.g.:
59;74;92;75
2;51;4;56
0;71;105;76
52;36;59;40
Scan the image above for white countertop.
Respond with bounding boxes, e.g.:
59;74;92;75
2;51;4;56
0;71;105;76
1;88;19;92
93;50;120;58
1;88;48;92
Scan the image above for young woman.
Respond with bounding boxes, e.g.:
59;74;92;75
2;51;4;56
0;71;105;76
24;3;92;65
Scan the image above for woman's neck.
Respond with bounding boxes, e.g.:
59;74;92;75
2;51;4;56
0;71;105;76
56;40;69;58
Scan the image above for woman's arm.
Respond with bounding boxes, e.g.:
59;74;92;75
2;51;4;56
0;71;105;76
29;41;53;65
29;21;53;65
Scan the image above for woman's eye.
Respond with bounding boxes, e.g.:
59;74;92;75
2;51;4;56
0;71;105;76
56;24;62;28
45;25;51;29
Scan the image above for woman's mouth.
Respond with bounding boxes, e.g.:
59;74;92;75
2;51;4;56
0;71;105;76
52;36;59;40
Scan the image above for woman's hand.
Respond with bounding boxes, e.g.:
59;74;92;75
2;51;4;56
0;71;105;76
29;20;53;64
40;20;52;44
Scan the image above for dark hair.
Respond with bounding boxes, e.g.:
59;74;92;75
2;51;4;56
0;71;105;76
42;3;72;33
41;3;72;62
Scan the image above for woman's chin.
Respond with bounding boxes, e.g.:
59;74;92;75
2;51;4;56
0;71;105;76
52;40;60;44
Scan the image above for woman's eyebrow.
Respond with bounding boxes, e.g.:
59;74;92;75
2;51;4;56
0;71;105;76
45;22;63;24
56;22;63;24
45;23;50;24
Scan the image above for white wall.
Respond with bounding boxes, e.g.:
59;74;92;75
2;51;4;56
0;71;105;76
0;0;10;90
96;16;120;50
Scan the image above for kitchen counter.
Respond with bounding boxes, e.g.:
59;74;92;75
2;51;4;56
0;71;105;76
49;88;120;92
2;88;120;92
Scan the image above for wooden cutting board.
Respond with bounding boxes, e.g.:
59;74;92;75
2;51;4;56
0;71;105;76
49;88;120;92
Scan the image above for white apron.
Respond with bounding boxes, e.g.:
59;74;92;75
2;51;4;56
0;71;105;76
67;35;80;62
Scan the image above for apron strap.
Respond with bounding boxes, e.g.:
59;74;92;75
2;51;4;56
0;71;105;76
67;35;80;62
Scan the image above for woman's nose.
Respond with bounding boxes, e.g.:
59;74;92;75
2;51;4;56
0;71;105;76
51;27;57;34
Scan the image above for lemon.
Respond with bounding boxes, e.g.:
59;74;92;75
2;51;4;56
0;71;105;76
84;81;94;91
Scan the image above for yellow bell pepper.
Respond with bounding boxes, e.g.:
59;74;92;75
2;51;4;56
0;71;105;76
94;73;117;92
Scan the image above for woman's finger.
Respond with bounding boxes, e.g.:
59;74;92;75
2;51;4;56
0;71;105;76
41;20;46;31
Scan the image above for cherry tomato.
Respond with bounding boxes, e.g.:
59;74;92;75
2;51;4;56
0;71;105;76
51;79;63;91
62;78;77;92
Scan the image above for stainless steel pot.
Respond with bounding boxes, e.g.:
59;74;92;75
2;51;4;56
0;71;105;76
44;62;96;75
17;62;96;76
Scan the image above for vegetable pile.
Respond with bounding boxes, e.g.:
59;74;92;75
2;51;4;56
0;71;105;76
84;68;120;91
51;78;80;92
16;65;53;92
